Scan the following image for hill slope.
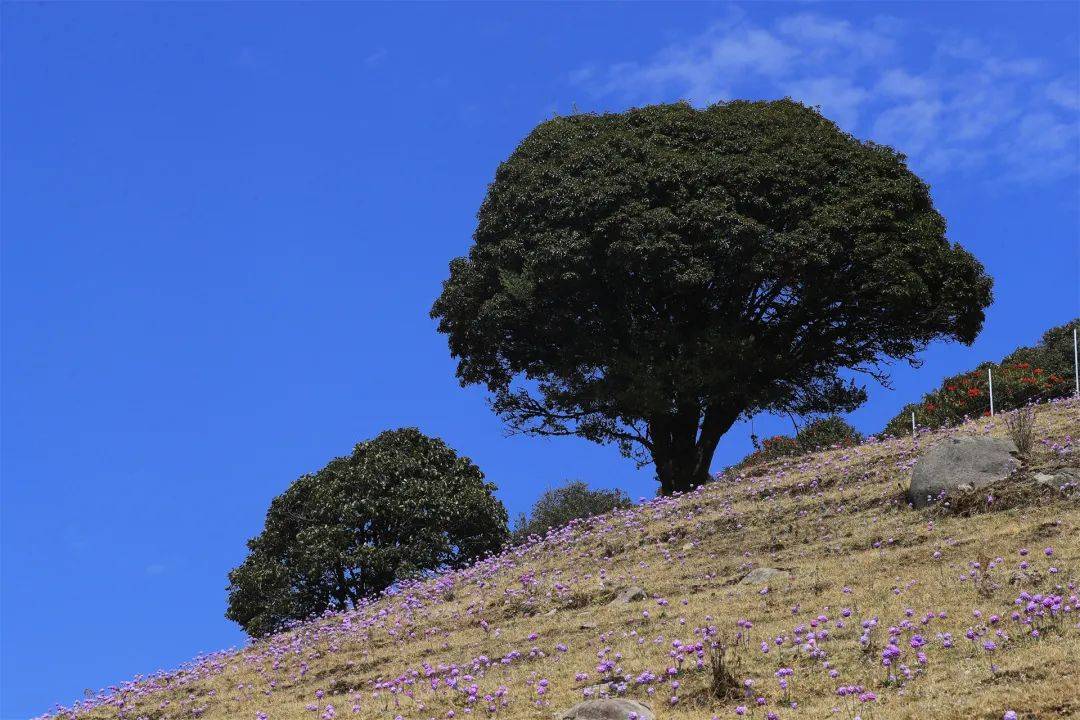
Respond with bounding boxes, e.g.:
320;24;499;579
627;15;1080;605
44;400;1080;720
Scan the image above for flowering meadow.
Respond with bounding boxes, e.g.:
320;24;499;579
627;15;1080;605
40;399;1080;720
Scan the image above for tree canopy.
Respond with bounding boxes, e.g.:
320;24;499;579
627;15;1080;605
432;100;993;494
226;428;508;636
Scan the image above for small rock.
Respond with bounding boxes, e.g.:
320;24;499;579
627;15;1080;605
1034;472;1056;484
608;587;647;605
580;682;616;697
740;567;790;585
1035;467;1080;497
681;542;695;551
579;621;598;630
778;644;801;659
558;699;654;720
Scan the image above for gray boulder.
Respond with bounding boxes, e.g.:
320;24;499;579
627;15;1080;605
740;567;790;585
908;436;1019;508
558;699;654;720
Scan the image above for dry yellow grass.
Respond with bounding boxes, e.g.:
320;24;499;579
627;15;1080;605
50;400;1080;720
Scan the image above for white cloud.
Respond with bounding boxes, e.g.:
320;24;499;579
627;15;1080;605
775;13;894;63
570;12;1079;184
876;69;936;100
1004;112;1079;181
1046;78;1080;111
781;76;868;129
583;23;796;105
872;100;944;156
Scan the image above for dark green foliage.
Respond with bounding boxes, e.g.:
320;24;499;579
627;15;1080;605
511;480;632;543
882;318;1078;436
1000;319;1077;372
796;416;864;452
226;428;509;636
739;434;802;466
432;100;992;495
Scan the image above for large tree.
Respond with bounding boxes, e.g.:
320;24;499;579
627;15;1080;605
431;100;993;495
226;428;508;636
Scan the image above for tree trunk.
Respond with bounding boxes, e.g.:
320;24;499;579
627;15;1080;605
654;446;713;495
651;406;740;495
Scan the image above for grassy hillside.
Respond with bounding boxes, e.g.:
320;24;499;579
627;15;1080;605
44;400;1080;720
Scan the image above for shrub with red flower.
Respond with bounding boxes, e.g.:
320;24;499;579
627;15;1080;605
735;416;862;468
883;319;1077;436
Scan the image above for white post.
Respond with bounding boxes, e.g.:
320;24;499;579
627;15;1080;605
988;367;994;417
911;411;916;439
1073;327;1078;398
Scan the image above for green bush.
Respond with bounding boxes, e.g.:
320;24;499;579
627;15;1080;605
226;428;509;636
796;416;864;451
739;434;801;466
882;318;1077;437
512;481;632;542
734;416;862;469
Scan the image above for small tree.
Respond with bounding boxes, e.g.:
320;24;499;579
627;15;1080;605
512;480;632;542
226;428;508;636
432;100;992;495
796;416;863;452
733;416;862;469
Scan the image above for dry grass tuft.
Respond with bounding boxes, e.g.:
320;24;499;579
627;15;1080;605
1005;407;1039;456
707;638;743;701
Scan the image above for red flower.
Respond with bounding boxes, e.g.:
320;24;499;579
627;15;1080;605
967;388;981;397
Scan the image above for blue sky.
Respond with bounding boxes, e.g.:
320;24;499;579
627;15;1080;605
1;3;1077;717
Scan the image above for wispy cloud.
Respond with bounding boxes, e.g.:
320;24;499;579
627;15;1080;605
571;10;1079;183
234;47;261;71
364;48;388;68
1046;77;1080;111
